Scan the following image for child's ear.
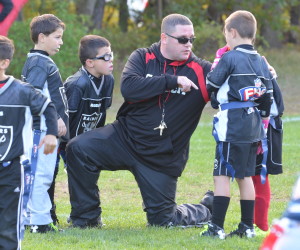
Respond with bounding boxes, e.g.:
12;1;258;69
85;59;94;68
231;28;238;38
0;59;10;70
38;33;46;43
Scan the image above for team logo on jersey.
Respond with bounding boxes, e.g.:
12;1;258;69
239;78;266;101
0;125;13;161
76;112;102;136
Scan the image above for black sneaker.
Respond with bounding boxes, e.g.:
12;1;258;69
227;222;256;238
30;223;61;233
68;217;103;229
201;222;226;239
200;190;214;213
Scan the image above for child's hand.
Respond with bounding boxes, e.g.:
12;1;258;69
211;45;230;70
39;135;57;154
57;118;67;137
210;92;219;109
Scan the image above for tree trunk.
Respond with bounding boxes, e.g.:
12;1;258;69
119;0;129;32
92;0;105;30
287;3;300;44
260;2;283;48
76;0;96;16
157;0;163;20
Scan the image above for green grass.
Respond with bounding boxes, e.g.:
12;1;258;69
22;47;300;249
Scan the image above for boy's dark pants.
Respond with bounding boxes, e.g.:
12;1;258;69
0;159;21;250
66;124;211;227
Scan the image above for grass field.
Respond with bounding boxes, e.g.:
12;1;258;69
22;47;300;249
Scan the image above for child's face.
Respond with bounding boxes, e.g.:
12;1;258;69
88;46;113;77
41;28;64;56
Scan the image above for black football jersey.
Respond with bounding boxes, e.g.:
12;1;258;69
65;67;114;138
21;50;69;141
0;77;50;161
206;45;273;142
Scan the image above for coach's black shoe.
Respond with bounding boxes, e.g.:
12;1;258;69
200;190;214;213
68;217;104;229
201;222;226;239
227;222;256;238
30;223;62;233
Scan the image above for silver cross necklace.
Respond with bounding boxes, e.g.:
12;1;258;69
154;92;169;136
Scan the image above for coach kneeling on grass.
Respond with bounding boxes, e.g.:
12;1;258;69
66;13;213;228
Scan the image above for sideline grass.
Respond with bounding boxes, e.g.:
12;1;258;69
22;116;299;250
22;47;300;249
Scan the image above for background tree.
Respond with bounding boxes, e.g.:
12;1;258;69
287;1;300;44
6;0;300;79
75;0;106;30
118;0;129;32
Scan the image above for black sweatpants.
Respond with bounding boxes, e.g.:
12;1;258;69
66;124;211;227
0;158;21;250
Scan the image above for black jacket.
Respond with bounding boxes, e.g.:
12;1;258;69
115;42;211;177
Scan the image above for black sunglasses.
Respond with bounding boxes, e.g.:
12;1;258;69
165;33;196;44
91;52;114;62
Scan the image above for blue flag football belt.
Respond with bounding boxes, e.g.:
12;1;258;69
19;129;41;239
219;101;257;111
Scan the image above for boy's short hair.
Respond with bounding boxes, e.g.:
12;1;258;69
79;35;111;65
224;10;257;40
0;35;14;60
161;14;193;34
30;14;65;44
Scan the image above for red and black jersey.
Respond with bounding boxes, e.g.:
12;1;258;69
115;42;211;177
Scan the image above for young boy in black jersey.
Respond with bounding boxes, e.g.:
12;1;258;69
65;34;114;139
21;14;69;233
201;10;274;239
0;35;57;249
55;35;114;226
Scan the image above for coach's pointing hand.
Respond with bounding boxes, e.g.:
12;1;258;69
177;76;198;92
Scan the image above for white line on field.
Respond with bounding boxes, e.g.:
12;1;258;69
198;116;300;127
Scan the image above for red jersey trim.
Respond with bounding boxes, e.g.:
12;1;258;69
186;61;209;103
145;52;156;64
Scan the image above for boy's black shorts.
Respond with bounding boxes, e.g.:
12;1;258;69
256;116;283;175
213;141;257;179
